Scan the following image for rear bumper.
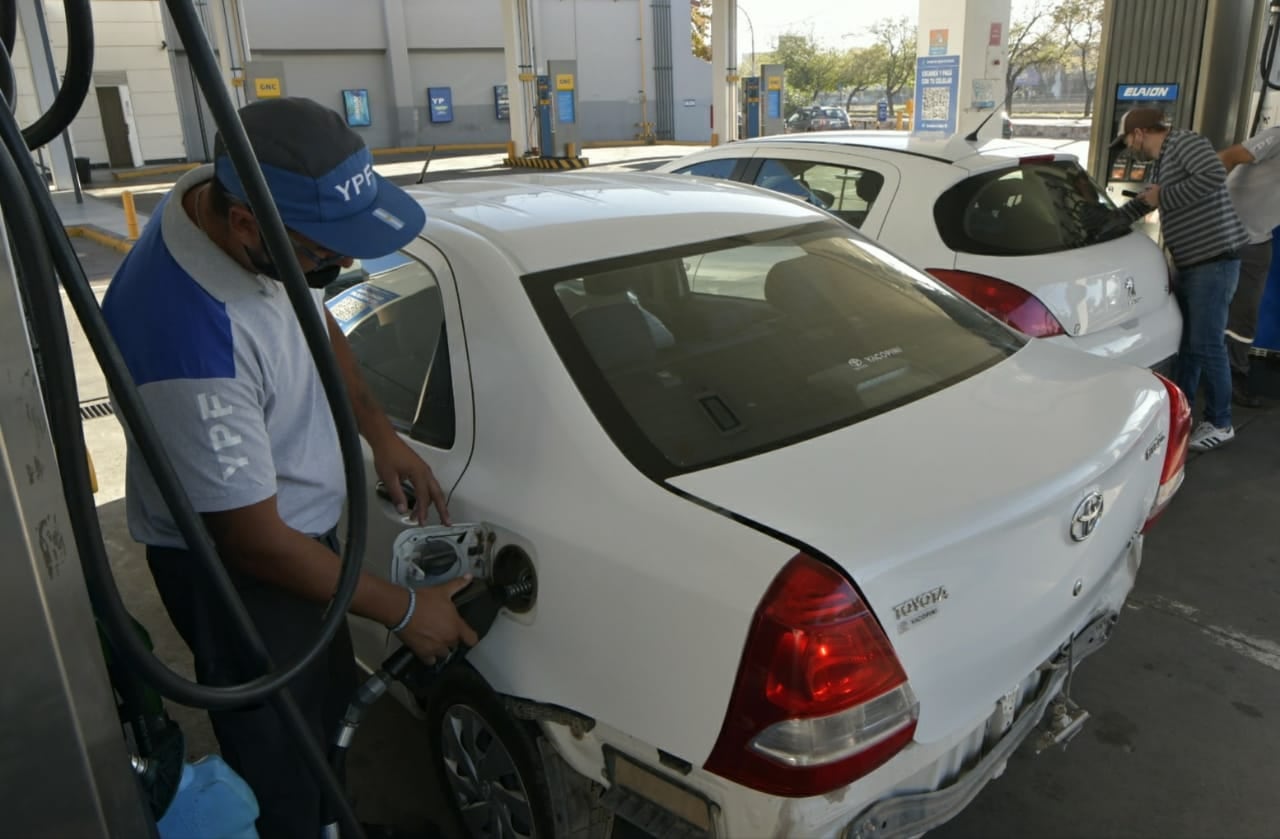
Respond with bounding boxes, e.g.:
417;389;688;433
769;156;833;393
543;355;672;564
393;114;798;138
547;538;1143;839
1047;292;1182;370
840;610;1116;839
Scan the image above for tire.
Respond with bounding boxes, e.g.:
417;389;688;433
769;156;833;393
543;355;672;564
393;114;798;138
425;665;555;839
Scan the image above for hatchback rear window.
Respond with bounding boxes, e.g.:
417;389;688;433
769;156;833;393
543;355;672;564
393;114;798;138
524;222;1024;478
934;160;1127;256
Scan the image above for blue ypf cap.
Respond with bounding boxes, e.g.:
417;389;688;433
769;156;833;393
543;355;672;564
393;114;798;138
214;96;425;259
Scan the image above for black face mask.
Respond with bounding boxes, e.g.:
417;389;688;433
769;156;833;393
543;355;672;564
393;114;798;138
245;235;343;290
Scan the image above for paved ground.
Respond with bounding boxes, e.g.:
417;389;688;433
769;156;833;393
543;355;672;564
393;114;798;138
62;151;1280;838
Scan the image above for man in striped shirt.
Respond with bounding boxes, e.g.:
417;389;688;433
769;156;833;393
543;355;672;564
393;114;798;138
1109;107;1249;452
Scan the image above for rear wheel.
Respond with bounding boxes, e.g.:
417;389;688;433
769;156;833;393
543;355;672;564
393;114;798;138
425;666;554;839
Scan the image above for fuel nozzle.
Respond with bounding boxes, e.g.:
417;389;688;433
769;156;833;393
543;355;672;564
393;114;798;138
327;546;538;792
396;545;537;696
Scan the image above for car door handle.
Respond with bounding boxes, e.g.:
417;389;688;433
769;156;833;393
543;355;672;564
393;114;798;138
375;479;417;511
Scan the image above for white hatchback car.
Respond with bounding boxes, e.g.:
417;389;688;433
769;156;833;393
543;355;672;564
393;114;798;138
655;132;1182;373
326;172;1190;839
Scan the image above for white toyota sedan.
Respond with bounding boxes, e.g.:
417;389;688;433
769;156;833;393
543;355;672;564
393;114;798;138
654;132;1182;373
326;172;1190;839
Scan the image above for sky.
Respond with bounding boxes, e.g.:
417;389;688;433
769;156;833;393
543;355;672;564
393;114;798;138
740;0;1040;52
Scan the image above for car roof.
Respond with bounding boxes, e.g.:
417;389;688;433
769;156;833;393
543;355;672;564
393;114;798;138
725;130;1072;170
403;171;826;275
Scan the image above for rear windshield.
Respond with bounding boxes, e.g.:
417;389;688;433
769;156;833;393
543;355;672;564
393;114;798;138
934;159;1128;257
524;222;1025;478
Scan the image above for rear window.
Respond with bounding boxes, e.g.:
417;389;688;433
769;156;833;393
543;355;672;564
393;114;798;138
934;160;1126;256
672;158;740;180
524;222;1024;478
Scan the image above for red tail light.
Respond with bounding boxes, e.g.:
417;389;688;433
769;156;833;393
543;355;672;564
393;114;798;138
1143;372;1191;532
704;554;918;798
926;268;1066;338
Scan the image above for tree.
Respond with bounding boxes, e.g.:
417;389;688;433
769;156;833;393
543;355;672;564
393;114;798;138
841;45;887;111
1004;1;1067;112
1053;0;1104;117
691;0;711;62
868;16;917;116
771;31;843;107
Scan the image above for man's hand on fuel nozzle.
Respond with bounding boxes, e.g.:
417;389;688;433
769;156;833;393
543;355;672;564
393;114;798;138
373;434;451;525
395;575;481;664
1138;184;1161;208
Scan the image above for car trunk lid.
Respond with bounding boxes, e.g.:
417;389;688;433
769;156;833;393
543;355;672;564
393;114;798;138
666;341;1169;741
951;233;1171;337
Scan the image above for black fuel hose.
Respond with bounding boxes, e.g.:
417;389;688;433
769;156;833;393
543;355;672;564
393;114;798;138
0;0;374;832
0;106;362;836
0;49;15;115
0;3;366;715
0;0;14;55
0;10;14;111
19;0;91;150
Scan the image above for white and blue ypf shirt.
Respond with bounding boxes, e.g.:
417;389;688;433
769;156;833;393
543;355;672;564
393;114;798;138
102;165;344;550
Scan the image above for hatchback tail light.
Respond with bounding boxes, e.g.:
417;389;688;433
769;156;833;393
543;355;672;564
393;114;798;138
926;268;1067;338
704;554;918;798
1142;372;1191;532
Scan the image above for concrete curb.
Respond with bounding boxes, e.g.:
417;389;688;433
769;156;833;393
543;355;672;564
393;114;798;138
503;156;590;170
371;143;508;157
66;224;133;254
112;163;200;182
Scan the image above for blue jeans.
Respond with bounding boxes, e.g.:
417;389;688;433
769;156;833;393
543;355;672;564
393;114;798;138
1174;257;1240;428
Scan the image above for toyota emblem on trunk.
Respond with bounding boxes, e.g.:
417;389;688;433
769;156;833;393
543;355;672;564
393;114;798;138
1071;492;1105;542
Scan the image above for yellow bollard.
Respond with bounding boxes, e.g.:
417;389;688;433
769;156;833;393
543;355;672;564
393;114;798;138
121;190;140;240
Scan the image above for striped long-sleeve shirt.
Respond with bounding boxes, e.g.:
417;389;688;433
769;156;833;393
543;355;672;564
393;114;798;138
1115;129;1249;269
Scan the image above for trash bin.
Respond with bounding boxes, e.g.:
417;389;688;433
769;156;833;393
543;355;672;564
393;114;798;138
74;156;91;184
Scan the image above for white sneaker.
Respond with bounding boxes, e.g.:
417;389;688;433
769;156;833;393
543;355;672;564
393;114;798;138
1189;421;1235;451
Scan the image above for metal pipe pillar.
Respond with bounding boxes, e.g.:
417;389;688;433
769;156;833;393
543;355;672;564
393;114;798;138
914;0;1012;139
502;0;536;155
711;0;739;145
382;0;418;147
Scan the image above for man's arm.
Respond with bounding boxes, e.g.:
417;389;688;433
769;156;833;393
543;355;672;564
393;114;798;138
1116;196;1154;223
204;498;478;660
325;307;450;524
1219;143;1256;174
1160;135;1229;210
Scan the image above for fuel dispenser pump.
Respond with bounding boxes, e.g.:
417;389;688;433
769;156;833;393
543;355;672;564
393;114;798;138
743;76;762;139
759;63;786;136
532;59;587;168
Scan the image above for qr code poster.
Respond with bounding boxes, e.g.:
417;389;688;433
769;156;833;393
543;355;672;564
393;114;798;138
913;55;960;136
922;87;950;121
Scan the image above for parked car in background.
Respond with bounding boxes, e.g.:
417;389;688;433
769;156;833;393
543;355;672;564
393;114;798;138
656;132;1181;372
326;171;1189;839
787;105;852;133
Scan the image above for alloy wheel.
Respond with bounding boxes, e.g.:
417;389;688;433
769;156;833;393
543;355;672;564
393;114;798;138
440;703;537;839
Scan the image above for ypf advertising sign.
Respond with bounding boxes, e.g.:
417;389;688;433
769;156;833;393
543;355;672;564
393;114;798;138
428;87;453;123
